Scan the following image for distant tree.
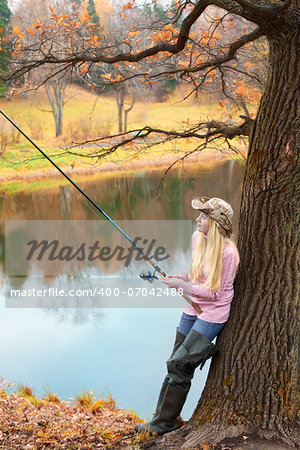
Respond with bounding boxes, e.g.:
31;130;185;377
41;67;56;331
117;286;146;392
9;0;70;136
45;77;66;137
0;0;10;23
0;0;11;95
73;0;82;9
87;0;100;25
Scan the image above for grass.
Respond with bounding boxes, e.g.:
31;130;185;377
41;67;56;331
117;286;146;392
0;141;229;174
0;85;232;141
17;384;34;397
16;384;44;407
76;390;117;413
0;177;70;194
0;85;252;192
43;387;61;404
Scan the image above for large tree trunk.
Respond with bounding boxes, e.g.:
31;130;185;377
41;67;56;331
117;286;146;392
159;11;300;450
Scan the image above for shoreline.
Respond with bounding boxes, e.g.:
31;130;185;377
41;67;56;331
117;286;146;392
0;387;294;449
0;149;246;185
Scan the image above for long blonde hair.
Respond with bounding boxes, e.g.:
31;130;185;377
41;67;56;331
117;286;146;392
189;217;239;291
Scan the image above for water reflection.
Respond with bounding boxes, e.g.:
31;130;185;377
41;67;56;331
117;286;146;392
1;161;244;307
0;159;245;420
0;160;244;222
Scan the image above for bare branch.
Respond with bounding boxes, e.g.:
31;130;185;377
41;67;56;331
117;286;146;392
59;116;252;163
155;135;233;195
221;65;265;86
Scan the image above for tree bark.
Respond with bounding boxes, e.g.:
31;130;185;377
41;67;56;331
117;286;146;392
162;7;300;449
115;85;135;133
124;94;135;133
116;85;125;134
46;80;66;137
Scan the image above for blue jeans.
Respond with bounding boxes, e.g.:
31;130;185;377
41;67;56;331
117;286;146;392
178;312;226;342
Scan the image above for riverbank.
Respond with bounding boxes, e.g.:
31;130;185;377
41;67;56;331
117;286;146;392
0;84;250;192
0;148;246;192
0;383;146;449
0;387;294;449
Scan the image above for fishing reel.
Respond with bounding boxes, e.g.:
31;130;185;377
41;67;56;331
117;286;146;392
139;270;159;283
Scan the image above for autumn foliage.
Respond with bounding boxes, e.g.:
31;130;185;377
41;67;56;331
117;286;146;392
4;0;264;111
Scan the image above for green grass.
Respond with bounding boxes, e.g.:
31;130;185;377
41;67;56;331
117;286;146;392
0;85;252;189
0;177;70;195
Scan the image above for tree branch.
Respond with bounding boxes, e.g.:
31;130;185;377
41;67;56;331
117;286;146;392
79;27;263;93
61;117;252;161
212;0;295;28
4;0;211;82
233;0;292;14
4;0;296;86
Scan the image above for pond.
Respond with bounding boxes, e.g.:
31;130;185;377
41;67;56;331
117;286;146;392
0;159;245;421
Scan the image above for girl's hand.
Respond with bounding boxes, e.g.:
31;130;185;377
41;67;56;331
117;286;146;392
162;275;180;289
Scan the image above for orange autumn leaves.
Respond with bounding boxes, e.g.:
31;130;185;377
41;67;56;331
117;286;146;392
122;1;135;9
235;80;261;102
9;5;100;60
6;0;263;108
12;26;24;38
151;24;179;44
10;0;112;53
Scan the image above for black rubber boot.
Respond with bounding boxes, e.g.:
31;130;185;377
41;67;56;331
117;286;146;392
170;328;218;374
152;328;186;417
135;328;185;433
140;384;188;435
135;329;217;436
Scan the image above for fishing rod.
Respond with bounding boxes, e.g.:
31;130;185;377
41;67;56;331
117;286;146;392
0;110;202;314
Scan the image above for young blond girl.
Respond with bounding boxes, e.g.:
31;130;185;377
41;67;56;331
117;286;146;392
135;197;239;436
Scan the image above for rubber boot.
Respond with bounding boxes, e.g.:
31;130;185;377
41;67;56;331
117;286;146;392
135;329;217;436
152;328;186;419
135;328;185;433
140;384;188;435
170;328;218;374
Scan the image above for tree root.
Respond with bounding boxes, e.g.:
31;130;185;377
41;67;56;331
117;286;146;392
140;422;300;449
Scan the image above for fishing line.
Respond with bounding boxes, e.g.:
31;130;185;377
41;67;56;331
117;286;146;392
0;110;166;277
1;110;203;314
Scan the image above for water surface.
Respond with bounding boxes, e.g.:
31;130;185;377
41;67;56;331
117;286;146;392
0;159;245;420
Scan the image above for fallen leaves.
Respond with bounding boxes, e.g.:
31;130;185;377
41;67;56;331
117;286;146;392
0;389;142;449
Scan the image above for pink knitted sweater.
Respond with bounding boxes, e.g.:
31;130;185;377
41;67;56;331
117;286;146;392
177;231;239;323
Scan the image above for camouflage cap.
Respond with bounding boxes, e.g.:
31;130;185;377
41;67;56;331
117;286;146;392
191;197;233;238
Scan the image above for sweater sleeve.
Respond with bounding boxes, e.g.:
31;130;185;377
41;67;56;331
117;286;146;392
178;247;238;301
177;272;189;282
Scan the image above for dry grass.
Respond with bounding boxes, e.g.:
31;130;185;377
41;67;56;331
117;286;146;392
0;85;252;185
0;85;255;143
